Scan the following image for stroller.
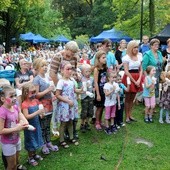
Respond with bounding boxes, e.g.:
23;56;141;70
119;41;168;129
0;70;15;85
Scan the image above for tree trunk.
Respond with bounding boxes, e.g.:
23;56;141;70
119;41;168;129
149;0;155;37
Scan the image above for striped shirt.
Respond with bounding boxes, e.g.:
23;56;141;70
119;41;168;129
50;52;77;74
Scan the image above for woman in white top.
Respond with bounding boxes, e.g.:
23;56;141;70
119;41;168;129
122;40;143;123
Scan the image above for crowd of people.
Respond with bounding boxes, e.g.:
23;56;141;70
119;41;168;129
0;36;170;169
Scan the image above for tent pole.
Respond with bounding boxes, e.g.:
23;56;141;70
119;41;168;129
140;0;144;42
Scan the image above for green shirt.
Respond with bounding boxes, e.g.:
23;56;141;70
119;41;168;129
142;50;163;71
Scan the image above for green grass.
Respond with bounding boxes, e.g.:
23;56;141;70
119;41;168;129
1;104;170;170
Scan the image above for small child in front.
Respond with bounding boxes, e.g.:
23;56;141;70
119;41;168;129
56;61;79;148
80;64;94;133
104;71;120;134
143;66;156;123
0;85;28;170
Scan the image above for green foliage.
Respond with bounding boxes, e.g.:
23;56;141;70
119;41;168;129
75;34;89;49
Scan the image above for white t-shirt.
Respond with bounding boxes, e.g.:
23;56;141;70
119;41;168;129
104;82;119;107
122;53;142;70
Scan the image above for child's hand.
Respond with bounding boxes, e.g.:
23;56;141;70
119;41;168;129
52;96;57;101
68;100;74;107
16;123;27;131
118;104;121;110
48;85;54;92
97;94;101;101
112;86;116;92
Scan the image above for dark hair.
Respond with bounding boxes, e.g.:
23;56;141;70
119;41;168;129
0;85;14;106
102;39;112;46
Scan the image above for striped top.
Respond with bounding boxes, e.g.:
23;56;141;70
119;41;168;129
50;52;77;74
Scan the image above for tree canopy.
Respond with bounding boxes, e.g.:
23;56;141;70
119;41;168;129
0;0;170;52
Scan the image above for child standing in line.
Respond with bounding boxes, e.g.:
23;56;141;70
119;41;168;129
115;73;130;127
56;61;79;148
93;50;107;130
159;71;170;123
33;58;58;155
0;85;28;170
103;71;120;134
71;68;83;139
80;64;94;133
21;83;44;166
143;66;156;123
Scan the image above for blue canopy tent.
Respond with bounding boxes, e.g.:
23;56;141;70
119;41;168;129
90;28;132;43
32;34;49;43
20;32;49;43
54;35;70;43
20;32;35;41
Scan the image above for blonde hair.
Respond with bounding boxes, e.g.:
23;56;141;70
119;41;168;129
81;64;91;71
65;41;79;53
33;58;47;71
167;38;170;44
126;40;139;56
106;71;117;82
0;78;10;86
94;50;106;68
21;82;36;102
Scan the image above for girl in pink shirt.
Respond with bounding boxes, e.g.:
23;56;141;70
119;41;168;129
0;85;28;170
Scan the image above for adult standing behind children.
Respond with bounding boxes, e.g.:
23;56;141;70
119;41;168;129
49;41;79;136
115;39;127;71
162;38;170;71
15;59;34;107
90;39;117;71
139;35;150;54
122;40;143;123
50;41;79;85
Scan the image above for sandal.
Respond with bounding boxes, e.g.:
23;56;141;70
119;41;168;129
17;164;27;170
95;124;102;130
42;144;50;155
28;157;38;166
70;139;79;146
33;154;43;161
60;141;69;149
47;142;59;152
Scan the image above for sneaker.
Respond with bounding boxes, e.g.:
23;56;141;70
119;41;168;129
110;125;117;133
120;123;126;127
80;124;86;133
95;124;102;130
116;125;120;129
159;119;164;124
149;118;153;123
144;117;149;123
74;132;79;139
85;122;91;131
104;127;112;135
165;119;170;124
